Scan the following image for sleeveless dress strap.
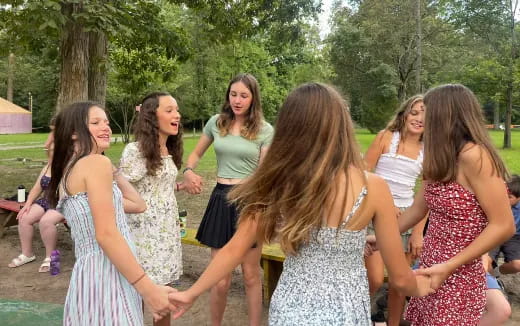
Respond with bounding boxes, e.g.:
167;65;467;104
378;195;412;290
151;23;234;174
339;186;368;229
416;143;424;163
388;131;400;155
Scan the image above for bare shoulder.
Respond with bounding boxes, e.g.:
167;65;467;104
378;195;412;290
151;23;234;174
375;129;392;144
76;154;112;172
459;143;497;177
365;172;391;193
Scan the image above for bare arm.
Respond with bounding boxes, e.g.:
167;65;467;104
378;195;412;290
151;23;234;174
370;174;427;296
398;184;429;233
169;216;259;317
183;134;213;194
364;131;387;171
112;167;146;214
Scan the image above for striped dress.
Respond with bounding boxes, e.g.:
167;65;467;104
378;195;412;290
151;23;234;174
59;183;143;325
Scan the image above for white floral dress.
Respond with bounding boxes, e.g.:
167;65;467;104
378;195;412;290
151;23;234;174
120;142;182;285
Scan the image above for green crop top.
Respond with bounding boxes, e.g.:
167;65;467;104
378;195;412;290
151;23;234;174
203;114;274;179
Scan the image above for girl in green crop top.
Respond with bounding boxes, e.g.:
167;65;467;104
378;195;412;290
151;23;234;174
183;73;273;326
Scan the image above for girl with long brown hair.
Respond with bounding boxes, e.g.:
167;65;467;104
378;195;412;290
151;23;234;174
182;73;273;326
119;92;185;326
48;102;173;324
364;95;428;325
397;84;515;326
169;83;433;325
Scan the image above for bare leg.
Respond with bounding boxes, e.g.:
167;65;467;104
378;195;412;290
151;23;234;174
479;289;511;326
241;245;263;326
39;209;64;258
387;253;414;326
209;248;232;326
18;204;44;257
365;251;385;296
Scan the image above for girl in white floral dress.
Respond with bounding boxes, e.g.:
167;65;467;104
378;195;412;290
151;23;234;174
120;92;185;326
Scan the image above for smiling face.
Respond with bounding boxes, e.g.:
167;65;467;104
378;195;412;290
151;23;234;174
404;100;425;136
156;95;181;137
229;81;253;118
87;106;112;154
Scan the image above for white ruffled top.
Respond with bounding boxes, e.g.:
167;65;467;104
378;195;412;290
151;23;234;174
374;131;423;208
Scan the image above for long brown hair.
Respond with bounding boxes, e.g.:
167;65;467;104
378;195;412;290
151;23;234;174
229;83;365;254
422;84;508;181
48;102;102;207
134;92;183;175
217;73;263;140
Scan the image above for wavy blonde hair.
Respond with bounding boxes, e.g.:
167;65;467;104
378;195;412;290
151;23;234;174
229;83;365;255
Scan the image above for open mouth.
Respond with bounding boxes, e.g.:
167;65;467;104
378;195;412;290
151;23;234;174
170;122;179;127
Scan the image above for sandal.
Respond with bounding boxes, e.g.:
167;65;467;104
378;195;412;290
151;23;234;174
8;254;36;268
38;257;51;273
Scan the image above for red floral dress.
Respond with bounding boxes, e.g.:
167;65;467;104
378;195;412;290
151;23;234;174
405;182;487;326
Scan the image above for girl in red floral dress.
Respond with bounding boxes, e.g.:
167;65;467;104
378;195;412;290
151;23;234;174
397;84;515;326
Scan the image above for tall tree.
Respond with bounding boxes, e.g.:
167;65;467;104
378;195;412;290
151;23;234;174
438;0;518;147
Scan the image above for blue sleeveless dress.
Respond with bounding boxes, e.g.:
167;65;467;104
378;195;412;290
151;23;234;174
59;183;143;325
269;187;370;326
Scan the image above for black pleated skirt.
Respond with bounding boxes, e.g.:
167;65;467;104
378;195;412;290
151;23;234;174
196;183;238;249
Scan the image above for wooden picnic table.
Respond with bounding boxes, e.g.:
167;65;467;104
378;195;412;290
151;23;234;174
0;199;22;237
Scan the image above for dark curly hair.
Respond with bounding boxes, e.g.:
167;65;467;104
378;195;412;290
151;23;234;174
133;92;183;175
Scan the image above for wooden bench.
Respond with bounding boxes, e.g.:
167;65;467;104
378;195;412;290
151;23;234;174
0;199;23;238
181;228;285;304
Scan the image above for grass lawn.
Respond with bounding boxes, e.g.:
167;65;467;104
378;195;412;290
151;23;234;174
0;129;519;198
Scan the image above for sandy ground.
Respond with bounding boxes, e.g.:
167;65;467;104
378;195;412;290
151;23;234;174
2;224;520;325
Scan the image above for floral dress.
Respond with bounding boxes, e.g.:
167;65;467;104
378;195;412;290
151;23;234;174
120;142;182;285
405;182;487;326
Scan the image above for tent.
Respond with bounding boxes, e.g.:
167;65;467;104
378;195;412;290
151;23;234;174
0;97;32;134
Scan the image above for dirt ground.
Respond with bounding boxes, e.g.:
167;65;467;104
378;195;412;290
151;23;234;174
1;179;520;325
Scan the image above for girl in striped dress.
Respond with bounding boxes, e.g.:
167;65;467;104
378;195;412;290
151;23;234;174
48;102;174;325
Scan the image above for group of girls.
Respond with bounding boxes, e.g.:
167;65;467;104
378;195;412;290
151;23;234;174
14;71;514;326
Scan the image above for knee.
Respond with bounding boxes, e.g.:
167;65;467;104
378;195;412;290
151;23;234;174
492;303;512;322
368;276;384;296
214;276;231;295
242;267;261;289
509;260;520;273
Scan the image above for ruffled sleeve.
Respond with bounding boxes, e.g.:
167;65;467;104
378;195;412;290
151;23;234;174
119;142;147;183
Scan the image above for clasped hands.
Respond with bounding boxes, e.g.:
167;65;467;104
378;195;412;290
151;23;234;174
183;170;203;194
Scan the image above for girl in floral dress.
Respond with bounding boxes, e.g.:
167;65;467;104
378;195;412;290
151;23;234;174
397;84;515;326
120;92;186;326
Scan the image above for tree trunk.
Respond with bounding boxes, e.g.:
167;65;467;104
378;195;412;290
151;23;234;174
56;2;89;112
494;101;500;130
503;0;517;148
7;53;15;102
504;84;512;148
88;31;108;107
415;0;422;93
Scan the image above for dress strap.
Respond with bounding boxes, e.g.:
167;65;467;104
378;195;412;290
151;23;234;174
339;186;368;229
416;143;424;163
388;131;400;155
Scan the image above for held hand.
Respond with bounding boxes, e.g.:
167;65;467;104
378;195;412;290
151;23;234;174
414;263;454;291
143;285;177;322
408;233;423;260
168;290;196;319
183;170;203;195
364;235;378;257
413;274;434;297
